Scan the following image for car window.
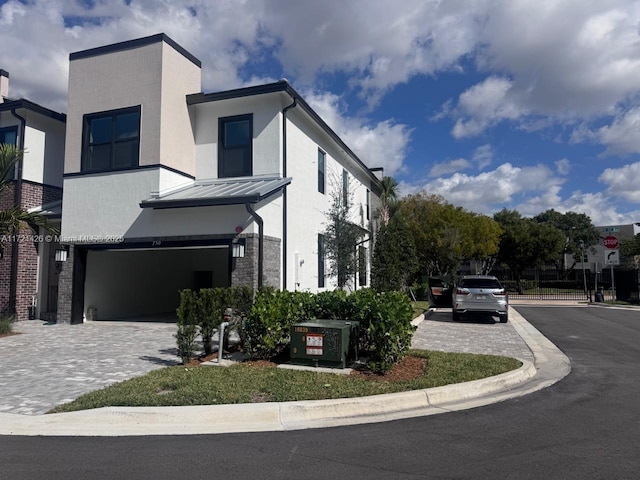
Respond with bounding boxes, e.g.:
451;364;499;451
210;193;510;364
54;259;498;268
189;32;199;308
460;278;502;289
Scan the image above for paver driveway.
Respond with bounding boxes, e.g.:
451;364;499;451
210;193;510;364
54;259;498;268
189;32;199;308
0;320;178;415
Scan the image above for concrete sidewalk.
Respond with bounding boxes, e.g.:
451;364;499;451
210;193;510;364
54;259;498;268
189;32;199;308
0;306;571;436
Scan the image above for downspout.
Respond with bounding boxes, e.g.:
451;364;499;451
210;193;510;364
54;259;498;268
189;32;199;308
8;108;26;315
245;203;264;289
281;97;297;290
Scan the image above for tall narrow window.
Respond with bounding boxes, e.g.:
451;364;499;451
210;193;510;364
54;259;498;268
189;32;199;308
219;114;252;178
366;189;370;221
318;233;325;288
342;169;348;205
358;246;368;287
82;106;140;172
0;126;18;146
318;148;325;194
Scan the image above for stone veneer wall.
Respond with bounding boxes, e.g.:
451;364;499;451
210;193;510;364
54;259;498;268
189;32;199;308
231;234;281;290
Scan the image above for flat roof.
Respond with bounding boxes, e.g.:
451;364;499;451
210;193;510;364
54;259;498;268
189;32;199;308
69;33;201;68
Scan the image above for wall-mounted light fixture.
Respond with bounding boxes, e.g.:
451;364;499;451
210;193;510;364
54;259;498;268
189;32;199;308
55;246;69;263
232;238;246;258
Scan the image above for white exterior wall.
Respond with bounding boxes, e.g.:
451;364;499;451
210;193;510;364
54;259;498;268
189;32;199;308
284;110;373;292
193;95;282;179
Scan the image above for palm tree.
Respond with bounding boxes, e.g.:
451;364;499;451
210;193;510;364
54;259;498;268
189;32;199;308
378;176;399;226
0;144;56;242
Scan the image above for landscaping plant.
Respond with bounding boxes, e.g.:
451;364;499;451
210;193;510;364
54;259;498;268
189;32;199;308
175;289;199;364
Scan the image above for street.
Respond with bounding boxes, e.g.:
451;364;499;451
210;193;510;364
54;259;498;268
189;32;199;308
1;306;639;479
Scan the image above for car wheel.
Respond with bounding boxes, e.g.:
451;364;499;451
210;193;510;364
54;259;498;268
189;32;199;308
452;310;460;322
500;314;508;323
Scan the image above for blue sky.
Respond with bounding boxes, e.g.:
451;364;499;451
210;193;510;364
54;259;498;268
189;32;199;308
2;0;640;225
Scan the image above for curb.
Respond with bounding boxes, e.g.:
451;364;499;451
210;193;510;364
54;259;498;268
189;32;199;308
0;306;570;436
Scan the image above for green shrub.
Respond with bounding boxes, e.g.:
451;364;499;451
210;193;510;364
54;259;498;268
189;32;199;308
366;291;415;373
311;289;348;319
0;314;14;335
198;288;226;355
175;289;199;364
243;289;312;360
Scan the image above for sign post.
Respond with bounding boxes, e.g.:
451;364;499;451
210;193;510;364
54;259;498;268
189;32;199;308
603;236;618;301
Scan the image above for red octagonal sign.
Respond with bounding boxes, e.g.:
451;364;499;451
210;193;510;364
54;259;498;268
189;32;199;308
603;235;619;249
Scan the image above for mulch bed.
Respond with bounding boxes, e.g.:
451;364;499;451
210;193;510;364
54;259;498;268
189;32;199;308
350;355;428;382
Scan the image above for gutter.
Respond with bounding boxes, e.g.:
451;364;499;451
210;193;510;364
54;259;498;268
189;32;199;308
8;107;26;314
245;203;264;288
281;98;297;290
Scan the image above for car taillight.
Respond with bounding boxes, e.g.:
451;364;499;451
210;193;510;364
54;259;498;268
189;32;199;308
456;288;469;295
494;289;506;296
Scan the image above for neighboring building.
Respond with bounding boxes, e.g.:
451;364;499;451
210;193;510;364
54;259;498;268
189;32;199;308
57;34;382;324
0;69;67;321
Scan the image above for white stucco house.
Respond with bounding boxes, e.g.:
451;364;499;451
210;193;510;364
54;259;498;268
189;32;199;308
56;33;383;324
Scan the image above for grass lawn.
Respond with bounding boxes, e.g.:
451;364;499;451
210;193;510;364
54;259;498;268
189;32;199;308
412;301;430;318
49;349;521;413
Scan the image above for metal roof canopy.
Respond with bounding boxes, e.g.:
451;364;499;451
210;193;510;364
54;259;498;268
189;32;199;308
139;175;292;209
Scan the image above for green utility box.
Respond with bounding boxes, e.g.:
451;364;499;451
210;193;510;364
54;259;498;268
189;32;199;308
290;320;359;368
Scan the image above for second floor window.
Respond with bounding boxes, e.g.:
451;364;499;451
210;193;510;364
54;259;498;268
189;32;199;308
318;149;325;194
219;114;252;178
318;233;325;288
82;106;140;172
342;169;348;205
0;125;18;146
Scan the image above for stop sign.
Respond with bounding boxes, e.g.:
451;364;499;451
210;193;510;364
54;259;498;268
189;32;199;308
603;235;619;249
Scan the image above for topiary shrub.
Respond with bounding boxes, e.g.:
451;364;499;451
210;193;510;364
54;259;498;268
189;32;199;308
175;289;199;364
198;288;227;355
0;313;14;335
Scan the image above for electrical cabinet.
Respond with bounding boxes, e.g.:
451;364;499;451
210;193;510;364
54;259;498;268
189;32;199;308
290;320;359;368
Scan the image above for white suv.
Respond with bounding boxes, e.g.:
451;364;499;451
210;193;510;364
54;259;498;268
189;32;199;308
452;275;509;323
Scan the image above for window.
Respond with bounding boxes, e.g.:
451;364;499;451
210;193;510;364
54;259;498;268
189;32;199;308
82;106;140;172
342;169;348;205
358;246;367;286
366;189;370;221
0;126;18;146
318;149;325;194
318;233;325;288
219;114;252;178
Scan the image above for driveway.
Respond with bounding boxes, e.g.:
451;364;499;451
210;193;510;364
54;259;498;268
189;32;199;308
0;321;178;415
1;308;534;415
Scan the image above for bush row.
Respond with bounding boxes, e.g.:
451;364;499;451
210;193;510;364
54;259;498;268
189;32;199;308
176;287;415;373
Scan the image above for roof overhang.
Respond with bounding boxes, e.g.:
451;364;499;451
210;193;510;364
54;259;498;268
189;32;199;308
28;199;62;219
0;98;66;123
140;175;292;210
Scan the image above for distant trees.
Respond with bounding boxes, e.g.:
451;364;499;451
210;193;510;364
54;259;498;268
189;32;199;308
493;209;565;292
396;193;501;279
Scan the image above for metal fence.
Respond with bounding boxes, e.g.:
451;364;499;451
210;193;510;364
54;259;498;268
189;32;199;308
493;265;639;302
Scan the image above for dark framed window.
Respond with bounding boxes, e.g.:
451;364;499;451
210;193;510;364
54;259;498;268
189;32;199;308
219;114;252;178
318;233;325;288
0;125;18;146
82;106;140;172
318;148;325;194
358;246;367;286
342;169;348;205
366;189;370;221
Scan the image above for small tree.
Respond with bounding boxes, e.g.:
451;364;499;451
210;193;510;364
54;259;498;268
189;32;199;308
371;214;418;292
175;289;199;364
323;175;362;289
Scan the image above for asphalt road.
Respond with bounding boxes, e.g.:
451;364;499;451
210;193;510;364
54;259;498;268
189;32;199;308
2;306;638;479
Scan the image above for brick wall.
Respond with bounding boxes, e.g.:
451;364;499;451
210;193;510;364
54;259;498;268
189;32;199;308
1;180;62;320
231;234;281;289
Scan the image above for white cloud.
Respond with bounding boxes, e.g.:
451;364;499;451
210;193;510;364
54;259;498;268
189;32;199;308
472;144;493;169
599;162;640;202
555;158;571;175
421;162;563;214
595;108;640;156
428;158;472;177
302;90;412;175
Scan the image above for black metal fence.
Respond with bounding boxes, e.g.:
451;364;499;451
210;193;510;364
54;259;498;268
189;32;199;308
493;265;639;302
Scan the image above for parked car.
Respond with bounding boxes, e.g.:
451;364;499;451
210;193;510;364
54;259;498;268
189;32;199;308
428;277;453;307
452;275;509;323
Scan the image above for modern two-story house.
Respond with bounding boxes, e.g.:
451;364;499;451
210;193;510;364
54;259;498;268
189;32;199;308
0;69;66;321
57;33;382;324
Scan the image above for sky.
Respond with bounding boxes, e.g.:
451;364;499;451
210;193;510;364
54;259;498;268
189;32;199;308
2;0;640;226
